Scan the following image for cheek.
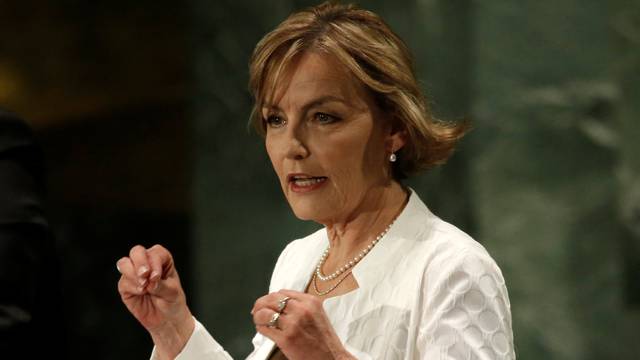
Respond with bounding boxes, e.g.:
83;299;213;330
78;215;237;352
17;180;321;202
347;135;380;168
327;145;385;190
325;144;370;183
362;132;389;175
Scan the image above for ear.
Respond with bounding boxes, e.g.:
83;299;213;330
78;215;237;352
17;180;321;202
385;125;407;154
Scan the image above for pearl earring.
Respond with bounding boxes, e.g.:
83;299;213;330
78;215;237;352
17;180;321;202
389;153;397;162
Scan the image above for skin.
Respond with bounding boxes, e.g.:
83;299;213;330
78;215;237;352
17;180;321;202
117;51;409;359
116;245;194;360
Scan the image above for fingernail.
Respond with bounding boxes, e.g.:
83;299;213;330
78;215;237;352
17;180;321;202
116;264;121;273
139;278;148;287
137;266;149;276
150;271;160;280
137;285;145;292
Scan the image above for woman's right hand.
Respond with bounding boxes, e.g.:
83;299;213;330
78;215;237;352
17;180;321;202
117;244;195;360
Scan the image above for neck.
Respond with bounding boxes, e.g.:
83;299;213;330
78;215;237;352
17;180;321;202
322;181;408;264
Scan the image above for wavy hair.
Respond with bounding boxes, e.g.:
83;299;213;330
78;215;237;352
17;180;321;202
249;1;469;179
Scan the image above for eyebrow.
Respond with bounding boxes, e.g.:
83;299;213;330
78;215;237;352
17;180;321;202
262;95;347;115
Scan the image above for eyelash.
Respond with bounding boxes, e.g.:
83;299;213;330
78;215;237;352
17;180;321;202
264;115;285;128
263;112;340;128
314;112;339;124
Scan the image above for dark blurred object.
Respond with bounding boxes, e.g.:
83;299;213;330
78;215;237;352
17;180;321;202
34;105;191;360
0;109;66;358
1;0;191;357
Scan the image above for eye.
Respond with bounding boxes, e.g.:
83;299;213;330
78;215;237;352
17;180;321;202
314;112;338;124
265;115;286;128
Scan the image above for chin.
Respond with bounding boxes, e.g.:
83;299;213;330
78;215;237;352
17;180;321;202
287;201;326;222
289;205;319;221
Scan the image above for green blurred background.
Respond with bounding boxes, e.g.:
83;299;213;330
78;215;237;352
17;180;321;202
1;0;638;358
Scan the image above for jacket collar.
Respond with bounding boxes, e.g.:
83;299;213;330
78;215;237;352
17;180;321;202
351;188;435;287
286;188;436;293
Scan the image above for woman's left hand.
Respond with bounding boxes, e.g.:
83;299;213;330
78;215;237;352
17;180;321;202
251;289;354;360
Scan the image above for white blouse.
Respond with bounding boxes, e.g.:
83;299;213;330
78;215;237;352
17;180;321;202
154;190;515;359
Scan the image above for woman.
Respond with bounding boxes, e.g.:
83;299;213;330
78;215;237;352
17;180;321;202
117;2;515;359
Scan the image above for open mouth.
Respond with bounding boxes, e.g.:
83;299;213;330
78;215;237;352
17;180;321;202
288;174;328;188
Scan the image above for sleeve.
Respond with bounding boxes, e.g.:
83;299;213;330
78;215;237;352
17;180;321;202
150;319;233;360
416;248;516;360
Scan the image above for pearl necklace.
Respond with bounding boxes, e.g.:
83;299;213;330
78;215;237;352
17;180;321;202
315;219;395;282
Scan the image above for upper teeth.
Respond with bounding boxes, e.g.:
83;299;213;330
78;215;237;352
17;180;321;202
293;177;325;185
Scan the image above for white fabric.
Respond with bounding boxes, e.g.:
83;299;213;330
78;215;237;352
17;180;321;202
155;190;515;359
150;319;233;360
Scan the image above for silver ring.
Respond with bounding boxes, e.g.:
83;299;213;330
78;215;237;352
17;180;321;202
267;312;280;328
277;296;291;313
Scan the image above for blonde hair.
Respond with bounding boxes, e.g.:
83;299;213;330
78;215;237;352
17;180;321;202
249;1;469;179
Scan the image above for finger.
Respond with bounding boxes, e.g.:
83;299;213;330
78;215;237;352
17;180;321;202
277;289;325;323
129;245;151;287
251;291;289;315
117;258;147;297
146;244;174;282
145;266;181;298
251;293;275;315
256;322;281;343
253;308;285;328
117;257;151;294
254;309;285;343
278;289;307;299
116;257;137;283
118;274;146;297
144;245;175;293
279;289;319;309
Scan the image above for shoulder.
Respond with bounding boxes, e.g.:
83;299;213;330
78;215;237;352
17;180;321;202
0;109;44;188
398;192;507;295
421;217;506;289
430;218;496;265
399;191;499;276
0;109;35;153
403;191;498;271
0;109;47;226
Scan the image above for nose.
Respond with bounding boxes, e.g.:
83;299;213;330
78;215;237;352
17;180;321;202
284;125;309;160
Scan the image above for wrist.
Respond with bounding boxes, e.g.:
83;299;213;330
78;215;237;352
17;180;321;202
322;327;354;360
149;314;195;360
328;342;355;360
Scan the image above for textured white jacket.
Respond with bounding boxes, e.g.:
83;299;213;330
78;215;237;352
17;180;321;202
153;190;515;359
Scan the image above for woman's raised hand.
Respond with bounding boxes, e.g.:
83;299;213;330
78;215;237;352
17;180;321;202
117;244;194;360
251;290;355;360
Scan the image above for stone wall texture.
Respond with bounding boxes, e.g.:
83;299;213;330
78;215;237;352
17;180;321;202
192;0;640;358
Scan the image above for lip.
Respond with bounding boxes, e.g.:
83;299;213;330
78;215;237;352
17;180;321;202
287;173;328;193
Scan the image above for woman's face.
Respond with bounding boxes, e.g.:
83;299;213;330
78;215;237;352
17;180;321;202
263;51;403;223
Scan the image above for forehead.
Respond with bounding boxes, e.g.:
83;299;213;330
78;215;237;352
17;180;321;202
264;51;368;109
